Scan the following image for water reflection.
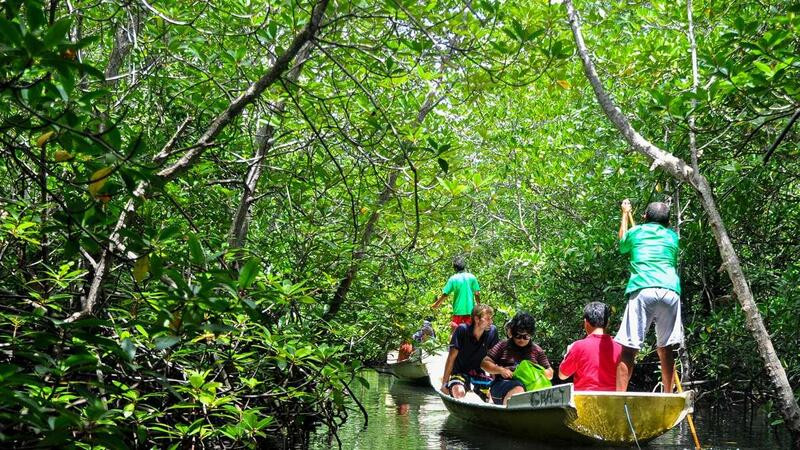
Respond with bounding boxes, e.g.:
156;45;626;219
309;371;790;449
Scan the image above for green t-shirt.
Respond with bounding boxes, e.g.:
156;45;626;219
443;272;480;316
620;223;681;295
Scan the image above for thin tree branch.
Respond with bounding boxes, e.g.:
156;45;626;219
157;0;330;181
152;116;193;165
763;108;800;164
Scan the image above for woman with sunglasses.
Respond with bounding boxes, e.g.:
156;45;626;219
481;312;553;405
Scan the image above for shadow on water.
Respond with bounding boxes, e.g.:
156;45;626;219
309;371;791;449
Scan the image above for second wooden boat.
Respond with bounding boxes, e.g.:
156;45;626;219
385;350;429;384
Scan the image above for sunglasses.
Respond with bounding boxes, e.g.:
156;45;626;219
513;333;531;340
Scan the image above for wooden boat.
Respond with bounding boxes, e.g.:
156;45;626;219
426;352;693;445
385;350;429;384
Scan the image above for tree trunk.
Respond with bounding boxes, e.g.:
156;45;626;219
229;44;312;252
105;7;146;85
564;0;800;443
228;125;272;251
323;170;399;321
323;81;449;321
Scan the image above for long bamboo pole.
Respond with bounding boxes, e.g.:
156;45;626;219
674;369;701;449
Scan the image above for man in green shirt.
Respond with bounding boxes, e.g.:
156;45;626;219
615;200;682;393
432;257;481;331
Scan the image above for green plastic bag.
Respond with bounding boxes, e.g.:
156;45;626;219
512;360;552;392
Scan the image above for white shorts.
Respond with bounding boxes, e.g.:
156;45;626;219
615;288;683;350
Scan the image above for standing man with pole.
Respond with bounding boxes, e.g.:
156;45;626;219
615;200;683;393
432;256;481;331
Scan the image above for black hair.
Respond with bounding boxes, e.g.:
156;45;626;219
583;301;610;328
452;256;466;272
644;202;670;226
510;312;535;336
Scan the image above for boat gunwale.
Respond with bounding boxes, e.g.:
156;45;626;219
385;350;429;367
435;385;692;411
386;351;430;383
573;389;693;399
386;358;425;367
436;389;512;411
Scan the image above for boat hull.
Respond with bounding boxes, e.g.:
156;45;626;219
427;351;693;445
569;390;692;444
439;385;692;445
386;351;429;384
440;388;588;444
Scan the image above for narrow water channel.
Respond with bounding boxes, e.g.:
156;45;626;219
309;371;790;449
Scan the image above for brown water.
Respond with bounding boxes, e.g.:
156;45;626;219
309;371;791;449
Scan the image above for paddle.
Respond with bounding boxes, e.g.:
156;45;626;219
674;369;702;449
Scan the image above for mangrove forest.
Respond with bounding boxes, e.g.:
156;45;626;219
0;0;799;447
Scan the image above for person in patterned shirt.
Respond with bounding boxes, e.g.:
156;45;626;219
481;312;553;405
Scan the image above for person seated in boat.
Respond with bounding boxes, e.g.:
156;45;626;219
481;312;553;405
396;340;414;362
558;301;622;391
397;318;436;362
412;317;436;343
440;304;498;400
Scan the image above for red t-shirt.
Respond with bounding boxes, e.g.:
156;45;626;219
559;334;621;391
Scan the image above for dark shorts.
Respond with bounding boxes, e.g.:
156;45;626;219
490;379;525;404
446;371;492;400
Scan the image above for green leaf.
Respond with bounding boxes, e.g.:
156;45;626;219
437;158;449;173
188;372;206;388
120;338;136;361
154;335;180;350
43;17;72;47
134;324;149;338
187;418;206;435
753;61;774;78
256;416;273;429
297;295;316;304
26;2;46;32
187;234;205;265
77;61;105;80
238;258;260;289
159;223;183;241
64;353;98;369
355;375;370;389
132;255;149;282
0;18;23;45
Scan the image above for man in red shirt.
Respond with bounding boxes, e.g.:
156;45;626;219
558;302;622;391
